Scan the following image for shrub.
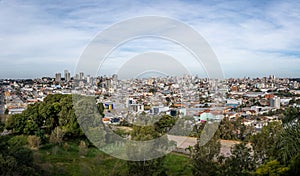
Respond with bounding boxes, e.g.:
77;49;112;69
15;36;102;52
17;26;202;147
79;140;88;156
8;135;27;147
63;142;70;151
49;127;65;145
27;135;41;149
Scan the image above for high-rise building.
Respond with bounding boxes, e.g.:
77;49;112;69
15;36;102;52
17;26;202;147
55;73;61;82
79;72;84;80
64;70;71;82
112;74;118;81
75;74;79;80
86;75;91;84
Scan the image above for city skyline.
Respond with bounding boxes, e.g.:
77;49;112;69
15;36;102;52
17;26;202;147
0;69;299;80
1;0;300;78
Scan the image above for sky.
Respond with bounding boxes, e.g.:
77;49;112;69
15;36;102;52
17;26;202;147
0;0;300;79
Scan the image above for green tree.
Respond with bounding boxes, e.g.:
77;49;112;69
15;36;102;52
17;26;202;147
127;125;167;176
286;153;300;176
192;123;221;176
6;94;84;139
251;121;283;164
255;160;289;176
219;117;234;140
97;102;105;116
282;107;300;124
4;108;9;114
0;135;43;176
220;142;255;176
276;122;300;164
154;115;176;134
58;95;83;138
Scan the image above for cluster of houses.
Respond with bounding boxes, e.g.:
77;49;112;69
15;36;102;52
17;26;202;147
1;73;299;131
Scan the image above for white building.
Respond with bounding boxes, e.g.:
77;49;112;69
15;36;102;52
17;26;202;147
270;96;280;109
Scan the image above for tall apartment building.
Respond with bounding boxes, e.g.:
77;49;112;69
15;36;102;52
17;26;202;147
64;70;71;82
79;72;84;80
55;73;61;82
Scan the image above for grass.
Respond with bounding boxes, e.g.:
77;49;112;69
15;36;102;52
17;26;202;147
32;141;192;176
1;134;192;175
34;142;126;175
164;153;193;176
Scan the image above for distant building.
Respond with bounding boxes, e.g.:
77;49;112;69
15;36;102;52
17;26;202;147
55;73;61;82
231;85;238;92
126;98;135;108
151;106;169;115
294;81;299;89
226;99;242;108
112;74;118;81
270;96;280;109
8;108;25;115
86;75;91;84
75;74;79;80
64;70;70;82
129;104;144;113
79;72;84;80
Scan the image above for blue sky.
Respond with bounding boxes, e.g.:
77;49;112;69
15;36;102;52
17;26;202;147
0;0;300;78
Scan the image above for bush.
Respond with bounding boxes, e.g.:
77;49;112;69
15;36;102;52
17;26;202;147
8;135;27;147
63;142;70;151
49;127;65;145
27;135;41;149
79;140;88;156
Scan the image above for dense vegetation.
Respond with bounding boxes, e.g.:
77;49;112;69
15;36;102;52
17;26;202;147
191;108;300;176
5;94;83;139
1;94;300;175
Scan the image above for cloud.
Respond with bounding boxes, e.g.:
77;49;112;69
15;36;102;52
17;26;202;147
0;0;299;78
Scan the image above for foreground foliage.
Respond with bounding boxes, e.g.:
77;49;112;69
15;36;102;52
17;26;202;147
2;94;300;175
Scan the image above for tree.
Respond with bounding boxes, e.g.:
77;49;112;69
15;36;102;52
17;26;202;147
0;135;43;176
192;123;221;176
250;121;282;164
282;107;300;124
5;114;27;134
287;153;300;176
220;142;255;176
276;122;300;164
219;117;234;140
154;115;176;134
97;103;105;116
5;94;84;139
219;117;251;141
127;125;167;176
4;108;9;114
58;95;83;138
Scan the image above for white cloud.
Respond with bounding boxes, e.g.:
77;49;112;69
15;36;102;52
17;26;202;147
0;0;299;78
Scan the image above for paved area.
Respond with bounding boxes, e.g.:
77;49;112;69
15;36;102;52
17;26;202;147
167;135;241;157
